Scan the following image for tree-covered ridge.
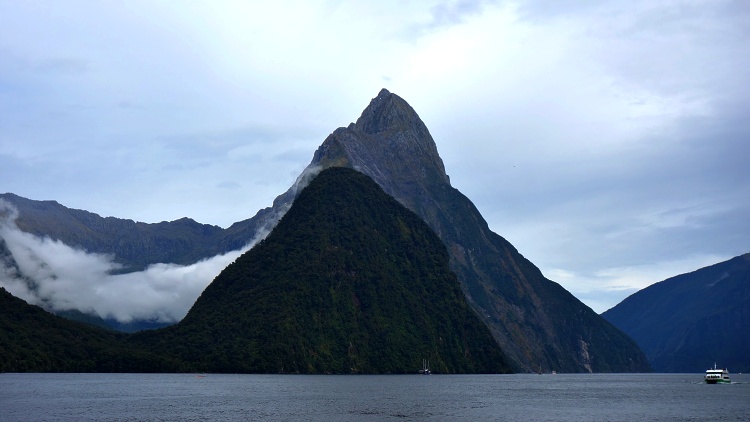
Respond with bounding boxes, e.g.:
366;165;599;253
0;287;182;372
1;168;511;373
133;167;512;374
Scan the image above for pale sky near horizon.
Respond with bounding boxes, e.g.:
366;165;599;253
1;0;749;316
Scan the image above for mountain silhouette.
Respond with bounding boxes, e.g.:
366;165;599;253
295;89;649;372
132;167;512;374
603;253;750;373
0;89;650;372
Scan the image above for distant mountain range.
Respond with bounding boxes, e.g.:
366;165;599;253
603;253;750;373
0;89;650;373
0;192;278;273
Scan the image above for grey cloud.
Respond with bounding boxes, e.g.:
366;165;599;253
0;163;326;323
116;100;145;110
509;0;603;21
216;181;241;190
35;57;90;75
0;200;248;323
400;0;498;38
429;0;489;28
159;124;321;161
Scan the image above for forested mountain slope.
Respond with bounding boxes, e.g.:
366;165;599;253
132;167;512;374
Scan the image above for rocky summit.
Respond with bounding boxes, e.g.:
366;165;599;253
300;89;650;373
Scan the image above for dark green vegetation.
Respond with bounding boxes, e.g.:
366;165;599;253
132;168;512;374
603;253;750;373
2;168;511;374
55;309;171;333
0;287;182;372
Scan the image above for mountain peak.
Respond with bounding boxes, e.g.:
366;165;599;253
304;90;651;373
354;88;422;135
311;89;450;195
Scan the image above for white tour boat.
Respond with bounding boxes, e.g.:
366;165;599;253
705;363;730;384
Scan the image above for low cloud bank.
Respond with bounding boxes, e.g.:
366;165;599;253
0;164;323;323
0;199;248;323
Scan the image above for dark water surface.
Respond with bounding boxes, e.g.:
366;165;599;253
1;373;748;421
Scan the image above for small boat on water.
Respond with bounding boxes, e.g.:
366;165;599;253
419;359;431;375
705;363;730;384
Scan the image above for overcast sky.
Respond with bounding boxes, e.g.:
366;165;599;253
1;0;748;314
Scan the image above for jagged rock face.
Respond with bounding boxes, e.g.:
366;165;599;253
305;89;650;373
313;90;449;222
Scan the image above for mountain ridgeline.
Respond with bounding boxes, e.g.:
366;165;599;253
1;89;651;373
0;193;272;273
304;89;649;373
1;168;512;374
132;168;511;374
603;253;750;373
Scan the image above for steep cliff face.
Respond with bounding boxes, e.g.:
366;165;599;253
312;90;450;223
305;89;649;373
603;253;750;373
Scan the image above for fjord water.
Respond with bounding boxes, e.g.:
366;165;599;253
2;373;748;421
